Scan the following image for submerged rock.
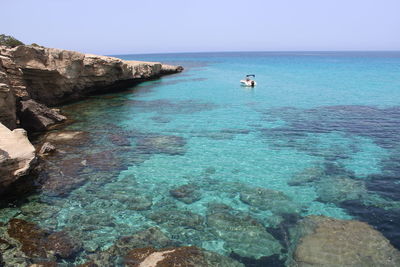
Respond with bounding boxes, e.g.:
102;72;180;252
126;195;153;211
108;133;131;146
288;166;324;186
87;227;174;266
124;246;244;267
45;130;89;146
19;201;60;219
6;219;81;261
239;186;300;215
7;218;49;258
41;157;88;196
146;209;205;231
170;184;201;204
206;204;282;259
315;175;367;204
87;150;123;171
0;123;36;195
45;231;82;259
136;135;186;155
291;216;400;266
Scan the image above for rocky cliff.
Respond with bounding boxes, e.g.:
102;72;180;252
0;45;182;195
0;45;182;128
0;58;17;129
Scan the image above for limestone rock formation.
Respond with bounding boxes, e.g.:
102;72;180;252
0;123;36;194
161;64;184;74
19;99;66;132
0;45;183;129
291;216;400;266
0;59;16;129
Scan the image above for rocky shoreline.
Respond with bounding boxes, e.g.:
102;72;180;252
0;45;183;194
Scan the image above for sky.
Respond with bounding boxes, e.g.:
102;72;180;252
1;0;399;55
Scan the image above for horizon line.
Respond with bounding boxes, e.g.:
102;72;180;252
108;49;400;56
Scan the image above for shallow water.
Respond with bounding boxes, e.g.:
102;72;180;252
2;52;400;265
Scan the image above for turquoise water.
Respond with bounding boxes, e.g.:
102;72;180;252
3;52;400;265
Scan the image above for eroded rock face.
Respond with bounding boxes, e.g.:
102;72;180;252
0;45;182;133
0;123;36;194
291;216;400;266
18;99;66;132
160;64;184;74
0;60;16;129
0;45;182;107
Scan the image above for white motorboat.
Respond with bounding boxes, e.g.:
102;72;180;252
240;74;256;87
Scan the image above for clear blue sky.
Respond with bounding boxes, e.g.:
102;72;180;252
1;0;399;54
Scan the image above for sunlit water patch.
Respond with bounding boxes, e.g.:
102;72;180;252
2;52;400;266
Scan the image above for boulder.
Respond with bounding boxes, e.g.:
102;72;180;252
18;99;66;132
38;142;56;156
292;216;400;266
0;123;36;195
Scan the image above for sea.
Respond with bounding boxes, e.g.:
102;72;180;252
1;51;400;266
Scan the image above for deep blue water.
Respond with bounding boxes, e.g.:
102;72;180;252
2;51;400;265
